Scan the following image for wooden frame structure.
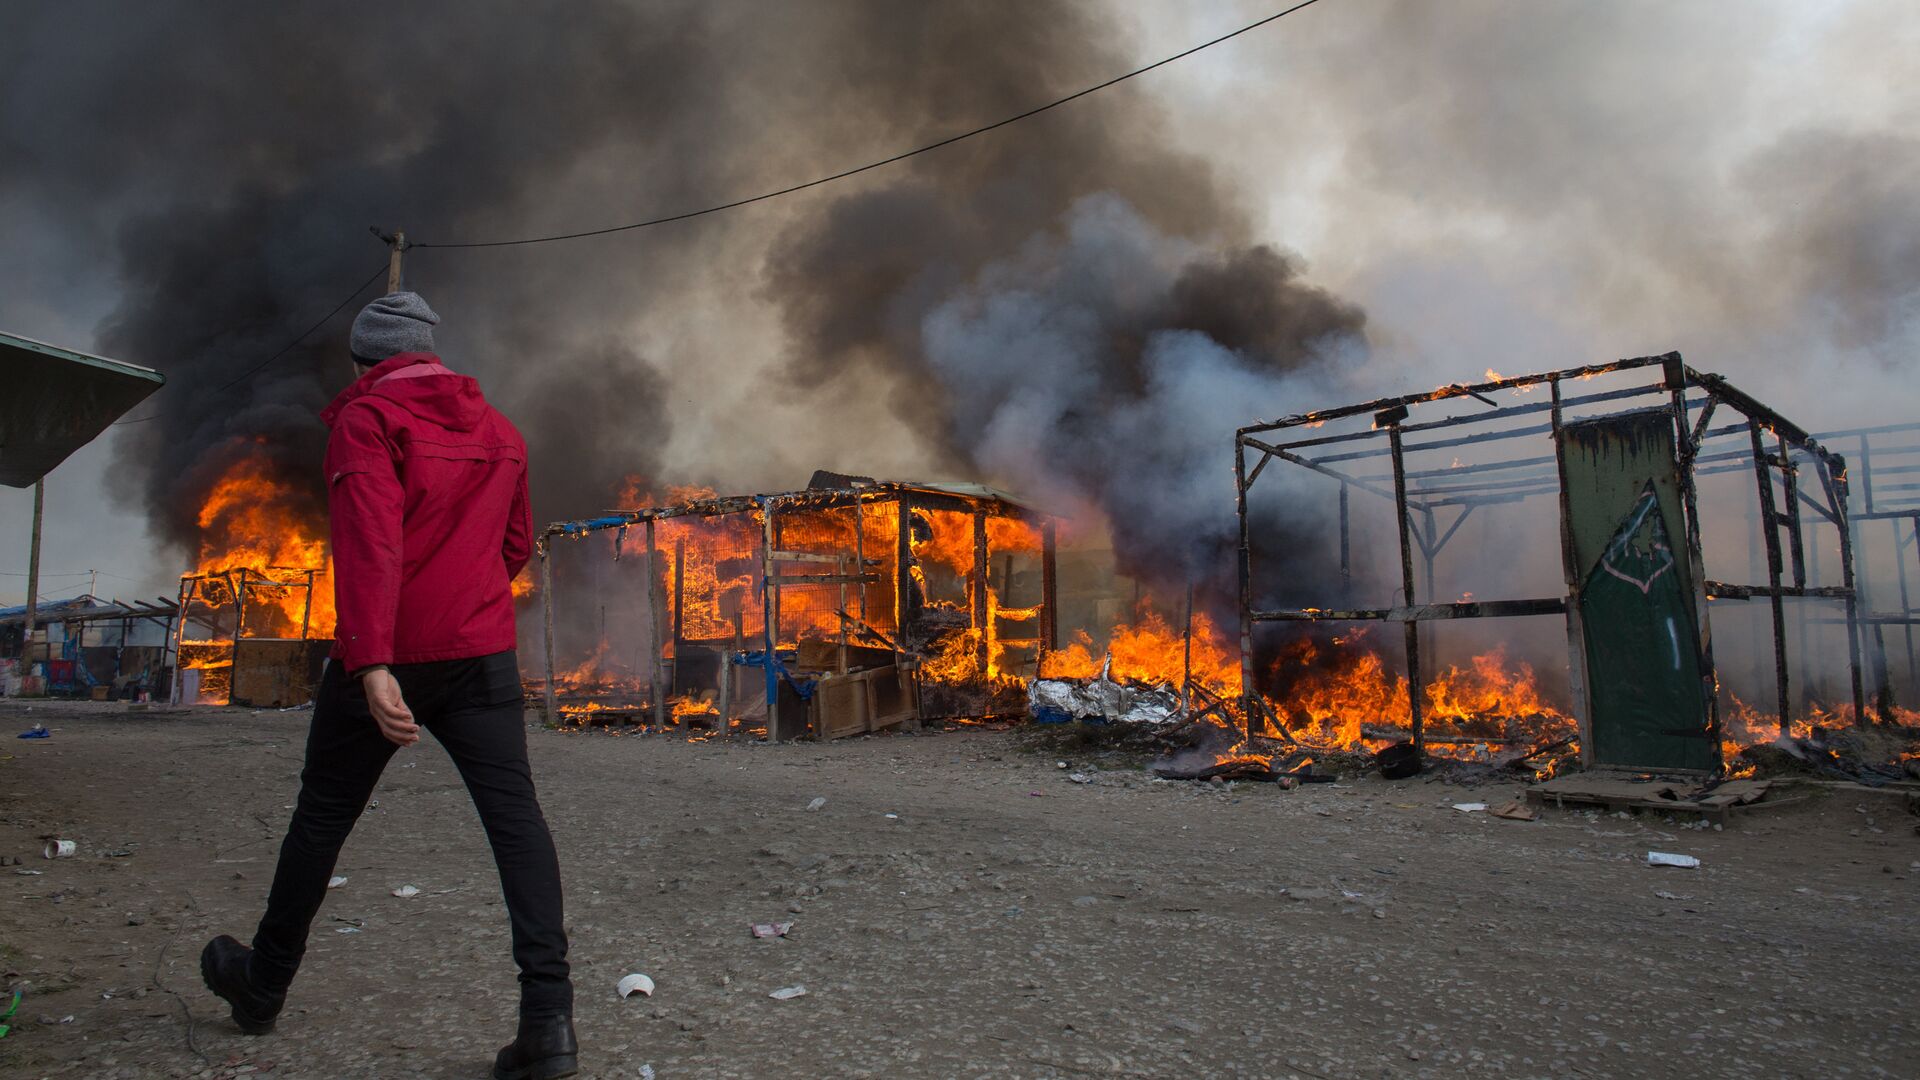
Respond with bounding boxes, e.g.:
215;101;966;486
168;566;325;706
537;480;1058;739
1234;352;1865;766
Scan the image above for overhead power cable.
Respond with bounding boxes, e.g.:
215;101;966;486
112;262;389;425
411;0;1328;251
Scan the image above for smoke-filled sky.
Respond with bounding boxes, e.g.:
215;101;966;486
1;0;1914;607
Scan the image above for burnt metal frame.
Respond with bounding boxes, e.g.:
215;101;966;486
535;481;1058;738
1790;422;1920;711
167;566;322;706
1234;352;1865;765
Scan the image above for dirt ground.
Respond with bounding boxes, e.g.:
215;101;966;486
2;700;1916;1080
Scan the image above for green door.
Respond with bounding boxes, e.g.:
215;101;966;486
1559;410;1715;771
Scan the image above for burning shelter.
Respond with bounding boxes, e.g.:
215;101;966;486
171;565;332;707
536;475;1057;740
1234;352;1869;774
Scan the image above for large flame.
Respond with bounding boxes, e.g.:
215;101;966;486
189;453;334;638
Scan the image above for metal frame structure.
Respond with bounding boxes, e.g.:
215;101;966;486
1234;352;1865;764
1807;422;1920;709
536;480;1058;737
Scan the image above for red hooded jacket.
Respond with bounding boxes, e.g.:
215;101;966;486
319;353;530;674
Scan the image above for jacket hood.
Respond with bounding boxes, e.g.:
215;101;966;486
321;353;487;432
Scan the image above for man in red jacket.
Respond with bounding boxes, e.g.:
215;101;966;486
200;293;578;1080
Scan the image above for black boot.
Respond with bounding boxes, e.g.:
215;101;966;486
199;935;286;1035
493;1012;579;1080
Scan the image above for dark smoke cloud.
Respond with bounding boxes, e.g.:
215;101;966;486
0;1;742;549
2;0;1372;603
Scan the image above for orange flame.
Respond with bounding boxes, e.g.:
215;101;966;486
189;452;334;638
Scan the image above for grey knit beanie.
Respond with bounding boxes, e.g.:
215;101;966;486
350;292;440;365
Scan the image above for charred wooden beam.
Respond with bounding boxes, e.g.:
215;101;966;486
1040;518;1058;656
1250;597;1568;622
1748;421;1792;729
973;510;989;674
1240;352;1675;437
1388;423;1425;754
769;573;882;586
1703;582;1852;600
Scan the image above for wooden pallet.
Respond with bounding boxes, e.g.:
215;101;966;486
1526;774;1776;824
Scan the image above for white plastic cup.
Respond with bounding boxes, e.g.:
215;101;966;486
43;839;76;859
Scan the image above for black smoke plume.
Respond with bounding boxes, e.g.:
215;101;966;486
2;2;1367;611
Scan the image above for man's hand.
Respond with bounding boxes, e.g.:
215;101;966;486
360;667;419;747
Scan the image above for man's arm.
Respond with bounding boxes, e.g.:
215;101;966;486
503;462;531;582
326;405;404;675
327;407;419;747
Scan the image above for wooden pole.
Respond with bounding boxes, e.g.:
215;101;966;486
972;510;989;676
671;534;686;693
386;230;406;293
1180;578;1195;715
1387;424;1425;754
540;545;558;725
646;518;666;728
1039;518;1058;658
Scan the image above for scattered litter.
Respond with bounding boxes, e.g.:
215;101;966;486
327;876;348;890
15;869;42;876
884;813;898;820
390;885;420;899
1452;803;1488;813
616;973;655;999
1056;760;1069;769
42;839;75;859
1067;773;1092;784
1491;801;1538;821
0;988;18;1040
336;927;360;935
16;725;49;740
362;800;380;815
1653;890;1693;901
57;1015;73;1024
769;985;808;1001
1647;851;1700;869
751;921;794;939
805;797;826;812
1028;791;1045;797
638;1066;654;1080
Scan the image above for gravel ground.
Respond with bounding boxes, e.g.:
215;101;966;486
2;699;1916;1079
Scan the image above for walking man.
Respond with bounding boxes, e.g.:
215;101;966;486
201;293;579;1079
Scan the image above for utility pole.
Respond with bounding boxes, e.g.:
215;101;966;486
23;478;43;662
370;226;407;293
386;229;406;293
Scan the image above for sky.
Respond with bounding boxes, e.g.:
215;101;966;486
1;0;1914;607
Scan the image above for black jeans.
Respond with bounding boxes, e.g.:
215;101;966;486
248;650;572;1018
